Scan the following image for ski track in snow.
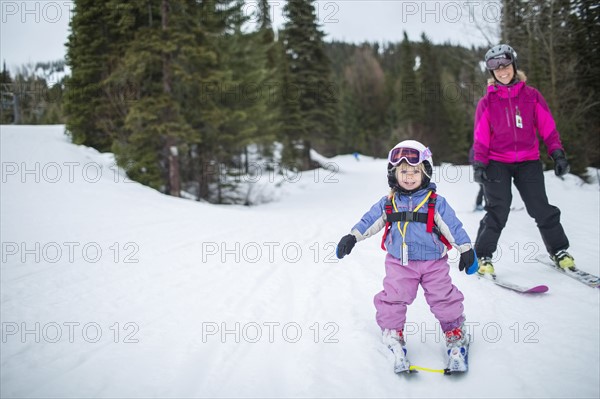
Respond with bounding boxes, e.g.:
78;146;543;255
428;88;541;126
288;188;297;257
1;126;599;398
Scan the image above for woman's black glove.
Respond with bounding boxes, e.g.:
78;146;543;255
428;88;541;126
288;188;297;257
473;161;499;183
473;162;490;184
459;249;478;275
551;150;570;177
336;234;357;259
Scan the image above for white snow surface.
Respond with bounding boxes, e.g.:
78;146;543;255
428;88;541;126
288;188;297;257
1;125;599;398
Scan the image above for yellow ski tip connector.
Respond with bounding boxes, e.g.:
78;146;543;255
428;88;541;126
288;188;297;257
409;365;450;374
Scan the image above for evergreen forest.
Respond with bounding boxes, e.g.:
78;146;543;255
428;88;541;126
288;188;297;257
1;0;598;203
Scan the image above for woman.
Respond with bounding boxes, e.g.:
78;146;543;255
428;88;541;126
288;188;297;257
472;44;574;277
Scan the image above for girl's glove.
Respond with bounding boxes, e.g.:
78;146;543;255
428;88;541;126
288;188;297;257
459;249;478;275
336;234;357;259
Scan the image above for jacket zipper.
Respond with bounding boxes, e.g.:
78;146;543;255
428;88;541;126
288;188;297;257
507;87;519;162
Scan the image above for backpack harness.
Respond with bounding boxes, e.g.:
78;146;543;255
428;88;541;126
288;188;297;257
380;190;452;251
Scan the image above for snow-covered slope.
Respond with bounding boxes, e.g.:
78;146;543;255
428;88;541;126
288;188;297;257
1;126;599;398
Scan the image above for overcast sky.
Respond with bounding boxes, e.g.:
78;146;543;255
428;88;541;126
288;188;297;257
1;1;500;73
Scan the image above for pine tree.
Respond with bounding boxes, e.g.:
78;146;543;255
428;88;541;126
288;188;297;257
209;0;275;202
388;32;424;148
570;0;600;168
255;0;281;148
416;34;450;158
277;39;304;167
111;0;216;193
343;45;388;156
171;1;229;201
64;0;106;149
438;46;475;164
280;0;339;167
64;0;143;151
258;0;277;69
188;0;253;202
0;62;14;123
337;76;362;153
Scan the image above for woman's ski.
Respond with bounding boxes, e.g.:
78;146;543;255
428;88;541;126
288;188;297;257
479;274;549;294
535;254;600;288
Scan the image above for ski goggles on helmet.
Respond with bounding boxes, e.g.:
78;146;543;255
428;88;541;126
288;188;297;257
485;54;513;70
388;146;431;166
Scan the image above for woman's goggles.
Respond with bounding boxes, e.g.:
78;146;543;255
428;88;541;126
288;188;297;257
388;146;431;166
485;55;513;70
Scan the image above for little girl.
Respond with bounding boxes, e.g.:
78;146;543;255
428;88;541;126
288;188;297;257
336;140;478;374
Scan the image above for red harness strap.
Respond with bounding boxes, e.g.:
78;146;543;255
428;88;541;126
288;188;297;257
427;193;452;250
381;191;452;251
426;192;437;233
381;201;394;250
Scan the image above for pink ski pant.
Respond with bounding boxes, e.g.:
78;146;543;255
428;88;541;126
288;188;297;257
374;254;465;332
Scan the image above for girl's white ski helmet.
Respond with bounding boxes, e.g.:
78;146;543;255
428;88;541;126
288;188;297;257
387;140;433;190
